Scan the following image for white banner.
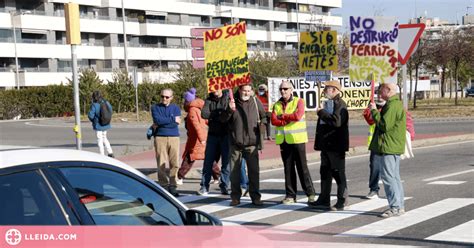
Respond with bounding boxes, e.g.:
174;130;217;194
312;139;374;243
267;76;373;111
267;77;320;112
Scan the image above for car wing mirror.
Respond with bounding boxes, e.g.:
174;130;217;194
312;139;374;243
185;209;222;226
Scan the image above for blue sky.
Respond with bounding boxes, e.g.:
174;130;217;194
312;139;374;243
333;0;472;32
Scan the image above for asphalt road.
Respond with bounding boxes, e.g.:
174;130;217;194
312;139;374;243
1;118;473;157
176;141;474;247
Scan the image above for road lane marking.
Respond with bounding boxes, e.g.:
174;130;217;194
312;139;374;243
427;181;466;185
178;193;220;204
191;193;281;214
413;140;474;151
423;169;474;182
261;179;286;183
425;220;474;244
262;140;474;174
338;198;474;238
378;180;404;184
259;197;401;234
262;179;350;184
222;196;337;226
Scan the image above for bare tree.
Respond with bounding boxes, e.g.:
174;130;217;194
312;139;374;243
337;32;350;75
409;37;429;109
427;29;452;98
449;27;474;105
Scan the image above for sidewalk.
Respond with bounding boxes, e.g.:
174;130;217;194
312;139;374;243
118;132;473;180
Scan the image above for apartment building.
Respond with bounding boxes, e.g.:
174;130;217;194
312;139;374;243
0;0;342;88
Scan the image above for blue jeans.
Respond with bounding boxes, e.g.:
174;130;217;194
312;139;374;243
368;151;380;192
241;159;249;189
200;134;230;191
374;154;404;209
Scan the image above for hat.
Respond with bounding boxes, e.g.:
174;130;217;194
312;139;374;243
258;84;268;91
324;80;341;91
184;88;196;103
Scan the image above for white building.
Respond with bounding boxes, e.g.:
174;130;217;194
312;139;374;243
0;0;342;88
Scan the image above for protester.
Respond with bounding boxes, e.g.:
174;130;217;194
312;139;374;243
88;90;114;157
257;84;272;140
151;88;181;197
197;90;231;195
271;81;316;204
220;84;266;206
362;97;386;199
177;88;208;184
311;80;349;211
369;83;407;218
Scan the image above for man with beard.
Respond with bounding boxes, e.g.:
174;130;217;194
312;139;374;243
220;84;267;207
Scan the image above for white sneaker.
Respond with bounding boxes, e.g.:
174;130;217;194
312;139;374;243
176;178;183;185
210;178;220;184
363;191;379;199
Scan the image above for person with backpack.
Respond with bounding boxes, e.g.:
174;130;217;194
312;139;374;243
88;90;114;157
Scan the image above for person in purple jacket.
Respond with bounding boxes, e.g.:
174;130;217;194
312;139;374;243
151;88;181;197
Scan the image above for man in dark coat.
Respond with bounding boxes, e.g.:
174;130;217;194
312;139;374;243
220;84;267;207
197;89;231;195
311;80;349;211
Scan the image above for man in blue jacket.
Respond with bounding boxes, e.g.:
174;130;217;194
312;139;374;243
152;88;181;197
88;91;114;158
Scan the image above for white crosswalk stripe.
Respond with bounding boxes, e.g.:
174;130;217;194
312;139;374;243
191;193;281;214
179;194;473;245
338;198;474;238
259;197;398;234
222;196;337;226
425;220;474;244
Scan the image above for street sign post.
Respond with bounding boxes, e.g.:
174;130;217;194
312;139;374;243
398;23;426;109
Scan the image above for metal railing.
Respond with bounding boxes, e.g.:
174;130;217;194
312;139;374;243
145;19;182;25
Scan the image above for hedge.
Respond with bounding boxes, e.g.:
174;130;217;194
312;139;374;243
0;75;208;120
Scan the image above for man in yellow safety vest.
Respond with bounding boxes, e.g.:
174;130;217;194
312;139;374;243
271;80;316;205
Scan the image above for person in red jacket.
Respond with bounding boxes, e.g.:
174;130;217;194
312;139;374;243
257;84;272;140
177;88;220;184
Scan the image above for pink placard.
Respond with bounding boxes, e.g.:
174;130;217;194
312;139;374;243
192;60;205;69
192;49;205;59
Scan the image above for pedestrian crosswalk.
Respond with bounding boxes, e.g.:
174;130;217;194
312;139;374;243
177;194;474;246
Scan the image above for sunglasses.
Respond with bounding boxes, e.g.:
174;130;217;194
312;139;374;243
279;87;289;91
161;95;171;99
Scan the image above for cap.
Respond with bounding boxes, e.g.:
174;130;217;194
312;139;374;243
324;80;342;91
184;87;196;103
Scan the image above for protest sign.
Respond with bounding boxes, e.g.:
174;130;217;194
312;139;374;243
204;22;250;92
267;76;373;111
333;76;372;109
299;31;338;72
267;77;320;111
349;16;399;84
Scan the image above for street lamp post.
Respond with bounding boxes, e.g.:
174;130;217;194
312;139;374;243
10;10;30;90
296;0;300;47
121;0;129;74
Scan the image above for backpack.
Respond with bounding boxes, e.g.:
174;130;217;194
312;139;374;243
99;100;112;126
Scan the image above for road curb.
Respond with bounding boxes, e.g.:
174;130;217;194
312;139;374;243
154;133;474;181
258;133;474;171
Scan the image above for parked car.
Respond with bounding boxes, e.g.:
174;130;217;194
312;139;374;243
0;148;221;226
465;86;474;97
